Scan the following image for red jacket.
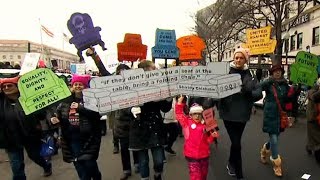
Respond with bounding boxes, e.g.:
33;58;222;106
175;103;214;159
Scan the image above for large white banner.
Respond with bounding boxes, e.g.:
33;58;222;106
83;62;242;113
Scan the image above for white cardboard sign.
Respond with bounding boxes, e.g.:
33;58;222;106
83;62;242;113
19;53;41;75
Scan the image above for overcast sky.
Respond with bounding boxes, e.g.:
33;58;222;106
0;0;214;70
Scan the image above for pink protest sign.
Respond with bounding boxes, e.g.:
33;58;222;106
202;108;218;132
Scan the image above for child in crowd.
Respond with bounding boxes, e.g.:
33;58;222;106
175;95;218;180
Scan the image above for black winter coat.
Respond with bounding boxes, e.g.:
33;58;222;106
219;64;262;123
129;100;172;150
0;93;43;150
113;108;134;139
56;94;101;163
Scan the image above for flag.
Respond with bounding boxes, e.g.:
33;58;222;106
62;33;69;42
41;25;54;38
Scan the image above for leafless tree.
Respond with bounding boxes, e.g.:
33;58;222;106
195;0;313;64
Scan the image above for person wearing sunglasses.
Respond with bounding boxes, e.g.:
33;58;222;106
0;76;52;180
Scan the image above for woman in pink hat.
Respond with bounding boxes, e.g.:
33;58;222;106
50;74;102;180
219;48;262;180
0;76;52;179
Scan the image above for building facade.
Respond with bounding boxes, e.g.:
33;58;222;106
197;0;320;63
0;40;78;70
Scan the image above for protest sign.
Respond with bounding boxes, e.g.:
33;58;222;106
67;12;107;62
19;53;41;75
152;29;179;59
84;62;242;113
243;26;276;55
70;64;86;75
202;108;218;132
18;68;71;115
117;33;148;62
176;35;206;61
290;51;318;86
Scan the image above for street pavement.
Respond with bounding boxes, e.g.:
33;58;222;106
1;108;320;180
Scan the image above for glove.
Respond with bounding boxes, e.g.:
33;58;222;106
131;107;141;118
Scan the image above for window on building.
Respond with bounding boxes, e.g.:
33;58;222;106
229;51;231;58
284;5;289;19
2;55;6;59
17;55;21;59
297;33;303;49
284;39;289;53
290;35;296;51
9;55;13;59
312;26;320;45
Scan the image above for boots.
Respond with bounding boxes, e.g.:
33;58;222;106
260;143;271;164
270;155;282;177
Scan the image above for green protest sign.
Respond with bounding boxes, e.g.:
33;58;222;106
18;68;71;115
290;51;318;86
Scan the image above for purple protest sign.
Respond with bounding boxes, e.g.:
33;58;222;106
67;12;107;62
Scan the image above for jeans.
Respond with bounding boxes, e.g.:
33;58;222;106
165;123;179;149
223;120;246;179
6;148;26;180
119;137;139;173
6;142;51;180
138;146;164;179
266;134;279;159
71;142;101;180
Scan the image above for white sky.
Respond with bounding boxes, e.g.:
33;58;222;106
0;0;214;71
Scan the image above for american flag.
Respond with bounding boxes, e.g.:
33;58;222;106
41;25;54;38
62;33;69;42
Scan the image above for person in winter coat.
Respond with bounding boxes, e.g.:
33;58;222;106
162;98;179;156
259;65;290;177
113;64;139;180
50;74;102;180
175;95;218;180
219;48;262;180
129;60;172;180
0;76;52;180
306;78;320;164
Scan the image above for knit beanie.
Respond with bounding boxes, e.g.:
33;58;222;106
189;103;204;114
0;76;19;85
234;48;250;62
71;74;91;88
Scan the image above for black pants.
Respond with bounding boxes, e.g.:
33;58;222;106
165;123;179;149
113;130;119;148
119;137;139;173
223;120;246;179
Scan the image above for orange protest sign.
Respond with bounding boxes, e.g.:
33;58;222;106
117;33;148;62
176;35;205;61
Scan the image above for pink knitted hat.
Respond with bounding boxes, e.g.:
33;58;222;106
71;74;91;88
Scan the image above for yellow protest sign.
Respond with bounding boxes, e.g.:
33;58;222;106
18;68;71;115
244;26;277;55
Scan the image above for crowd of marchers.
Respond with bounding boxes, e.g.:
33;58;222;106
1;48;320;180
